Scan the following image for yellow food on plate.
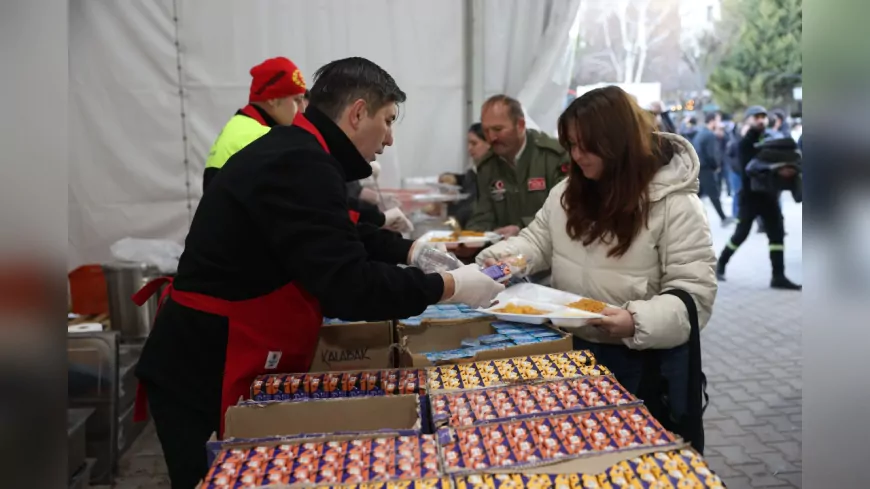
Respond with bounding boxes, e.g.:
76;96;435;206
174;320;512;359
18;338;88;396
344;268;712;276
566;298;607;314
429;230;487;242
493;304;549;315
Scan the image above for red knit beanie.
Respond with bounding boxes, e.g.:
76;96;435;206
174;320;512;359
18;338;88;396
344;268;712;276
248;57;307;103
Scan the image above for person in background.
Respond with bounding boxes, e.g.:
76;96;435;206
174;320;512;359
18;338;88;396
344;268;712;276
346;162;414;234
767;109;790;139
680;116;699;142
649;101;677;133
692;112;732;226
723;120;744;219
465;95;570;237
203;56;307;191
716;113;734;197
476;86;716;438
439;123;490;227
716;105;801;290
135;57;504;488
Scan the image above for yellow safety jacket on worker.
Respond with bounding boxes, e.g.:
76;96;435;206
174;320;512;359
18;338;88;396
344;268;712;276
203;105;275;191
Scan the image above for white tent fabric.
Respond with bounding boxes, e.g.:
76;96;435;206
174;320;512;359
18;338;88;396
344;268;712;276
482;0;582;135
68;0;581;270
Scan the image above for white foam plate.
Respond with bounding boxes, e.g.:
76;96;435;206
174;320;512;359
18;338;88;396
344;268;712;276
418;230;502;248
496;283;608;328
546;309;604;328
478;299;562;325
496;283;581;304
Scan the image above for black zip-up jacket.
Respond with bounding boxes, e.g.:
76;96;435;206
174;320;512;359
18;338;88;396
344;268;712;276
745;138;803;203
738;126;766;189
137;106;444;411
202;106;386;227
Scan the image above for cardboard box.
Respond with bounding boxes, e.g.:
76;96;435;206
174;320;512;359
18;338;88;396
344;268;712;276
207;394;424;465
311;320;395;372
397;319;572;367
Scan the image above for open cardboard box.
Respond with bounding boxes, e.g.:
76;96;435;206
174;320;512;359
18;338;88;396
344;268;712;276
397;318;572;367
206;394;423;466
311;320;395;372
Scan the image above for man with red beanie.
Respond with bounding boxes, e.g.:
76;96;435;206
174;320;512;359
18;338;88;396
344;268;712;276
202;58;411;231
203;56;307;190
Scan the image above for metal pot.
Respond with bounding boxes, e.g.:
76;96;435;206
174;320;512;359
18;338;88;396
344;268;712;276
102;261;163;340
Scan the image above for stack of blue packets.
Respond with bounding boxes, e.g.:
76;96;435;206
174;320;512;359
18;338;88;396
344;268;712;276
422;321;564;362
399;304;493;327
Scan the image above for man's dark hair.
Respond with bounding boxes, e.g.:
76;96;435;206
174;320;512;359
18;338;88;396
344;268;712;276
482;94;525;123
688;116;698;125
704;112;720;124
308;57;406;121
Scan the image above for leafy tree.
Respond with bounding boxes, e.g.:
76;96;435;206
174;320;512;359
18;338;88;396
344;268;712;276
707;0;802;113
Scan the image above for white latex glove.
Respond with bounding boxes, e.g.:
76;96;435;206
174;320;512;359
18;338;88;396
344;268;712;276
370;161;381;180
442;264;505;309
383;207;414;234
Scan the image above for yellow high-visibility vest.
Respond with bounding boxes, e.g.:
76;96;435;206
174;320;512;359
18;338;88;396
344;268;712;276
205;114;271;170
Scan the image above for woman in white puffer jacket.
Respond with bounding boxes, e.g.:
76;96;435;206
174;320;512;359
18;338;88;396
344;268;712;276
477;86;717;392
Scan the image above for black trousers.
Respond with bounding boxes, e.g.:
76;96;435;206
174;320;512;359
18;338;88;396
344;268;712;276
145;381;221;489
698;168;727;221
720;192;786;277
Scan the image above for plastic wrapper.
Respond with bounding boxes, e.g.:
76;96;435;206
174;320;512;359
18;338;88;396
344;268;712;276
109;237;183;273
420;323;566;363
250;369;426;402
440;406;681;473
427;352;604;392
451;449;724;488
204;435;441;488
429;376;642;428
399;304;492;327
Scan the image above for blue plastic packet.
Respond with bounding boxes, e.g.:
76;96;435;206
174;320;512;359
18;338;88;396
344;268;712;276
478;333;510;344
461;338;482;348
480;262;513;283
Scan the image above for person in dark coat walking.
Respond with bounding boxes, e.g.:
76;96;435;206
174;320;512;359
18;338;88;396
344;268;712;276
692;112;732;226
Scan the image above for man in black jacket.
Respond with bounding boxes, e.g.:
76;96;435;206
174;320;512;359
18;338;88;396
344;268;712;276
135;57;504;488
716;106;801;290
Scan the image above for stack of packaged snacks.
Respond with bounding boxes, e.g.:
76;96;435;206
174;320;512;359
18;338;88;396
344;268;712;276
430;376;641;429
203;435;441;488
427;352;607;392
251;369;427;402
439;406;680;473
451;449;725;488
422;323;565;362
398;304;493;327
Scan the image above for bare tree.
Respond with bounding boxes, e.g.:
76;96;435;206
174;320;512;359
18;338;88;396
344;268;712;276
680;0;742;90
594;0;676;83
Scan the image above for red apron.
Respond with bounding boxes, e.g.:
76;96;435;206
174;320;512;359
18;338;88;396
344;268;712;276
131;113;359;436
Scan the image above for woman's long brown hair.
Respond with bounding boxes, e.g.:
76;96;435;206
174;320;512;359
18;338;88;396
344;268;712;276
557;86;674;258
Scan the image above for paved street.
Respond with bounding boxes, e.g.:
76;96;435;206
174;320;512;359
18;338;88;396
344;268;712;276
109;197;804;489
699;196;803;489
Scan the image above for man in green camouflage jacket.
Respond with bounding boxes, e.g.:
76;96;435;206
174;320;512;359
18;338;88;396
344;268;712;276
465;95;570;237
